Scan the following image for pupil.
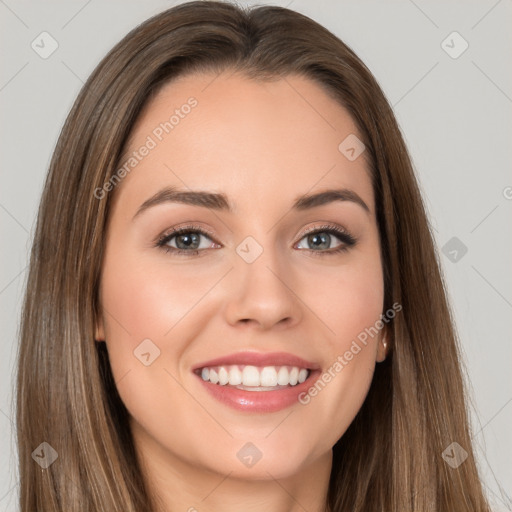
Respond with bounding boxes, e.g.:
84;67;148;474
308;232;330;250
176;233;200;250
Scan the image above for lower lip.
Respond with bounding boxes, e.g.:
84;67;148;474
195;370;321;413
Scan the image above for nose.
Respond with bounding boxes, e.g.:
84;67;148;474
223;246;303;331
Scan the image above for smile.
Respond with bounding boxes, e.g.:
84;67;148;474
192;352;320;413
198;365;310;390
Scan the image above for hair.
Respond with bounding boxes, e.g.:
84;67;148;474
16;1;491;511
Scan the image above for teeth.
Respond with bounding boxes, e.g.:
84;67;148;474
242;366;260;386
277;366;289;385
199;365;310;388
209;368;219;384
298;368;308;383
228;366;242;386
260;366;277;387
218;367;229;385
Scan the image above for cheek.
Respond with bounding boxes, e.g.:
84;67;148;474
98;249;228;465
300;249;384;347
296;312;380;458
293;248;384;447
99;245;217;348
97;242;218;413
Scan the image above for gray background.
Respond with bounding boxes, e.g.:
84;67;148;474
1;0;511;510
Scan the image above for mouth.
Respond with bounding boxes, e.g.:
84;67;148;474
195;364;310;391
192;352;321;413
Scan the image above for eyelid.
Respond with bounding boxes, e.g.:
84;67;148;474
298;222;352;239
155;223;220;247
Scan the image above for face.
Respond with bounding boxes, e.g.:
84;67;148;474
96;70;387;482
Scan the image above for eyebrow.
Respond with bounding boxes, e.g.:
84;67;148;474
133;186;370;219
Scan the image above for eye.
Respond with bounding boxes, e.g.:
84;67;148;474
155;223;357;257
295;225;357;255
156;225;220;255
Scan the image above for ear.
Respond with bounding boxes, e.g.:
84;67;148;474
375;328;389;363
94;313;105;342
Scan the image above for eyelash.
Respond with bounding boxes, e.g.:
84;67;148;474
155;223;357;257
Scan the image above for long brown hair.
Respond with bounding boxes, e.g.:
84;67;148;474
16;1;491;510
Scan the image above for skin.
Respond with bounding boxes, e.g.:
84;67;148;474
96;70;387;512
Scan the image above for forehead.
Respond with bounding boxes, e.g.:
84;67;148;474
113;71;374;216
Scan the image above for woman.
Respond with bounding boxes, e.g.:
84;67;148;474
16;1;492;510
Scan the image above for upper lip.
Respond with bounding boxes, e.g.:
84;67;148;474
192;351;320;371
